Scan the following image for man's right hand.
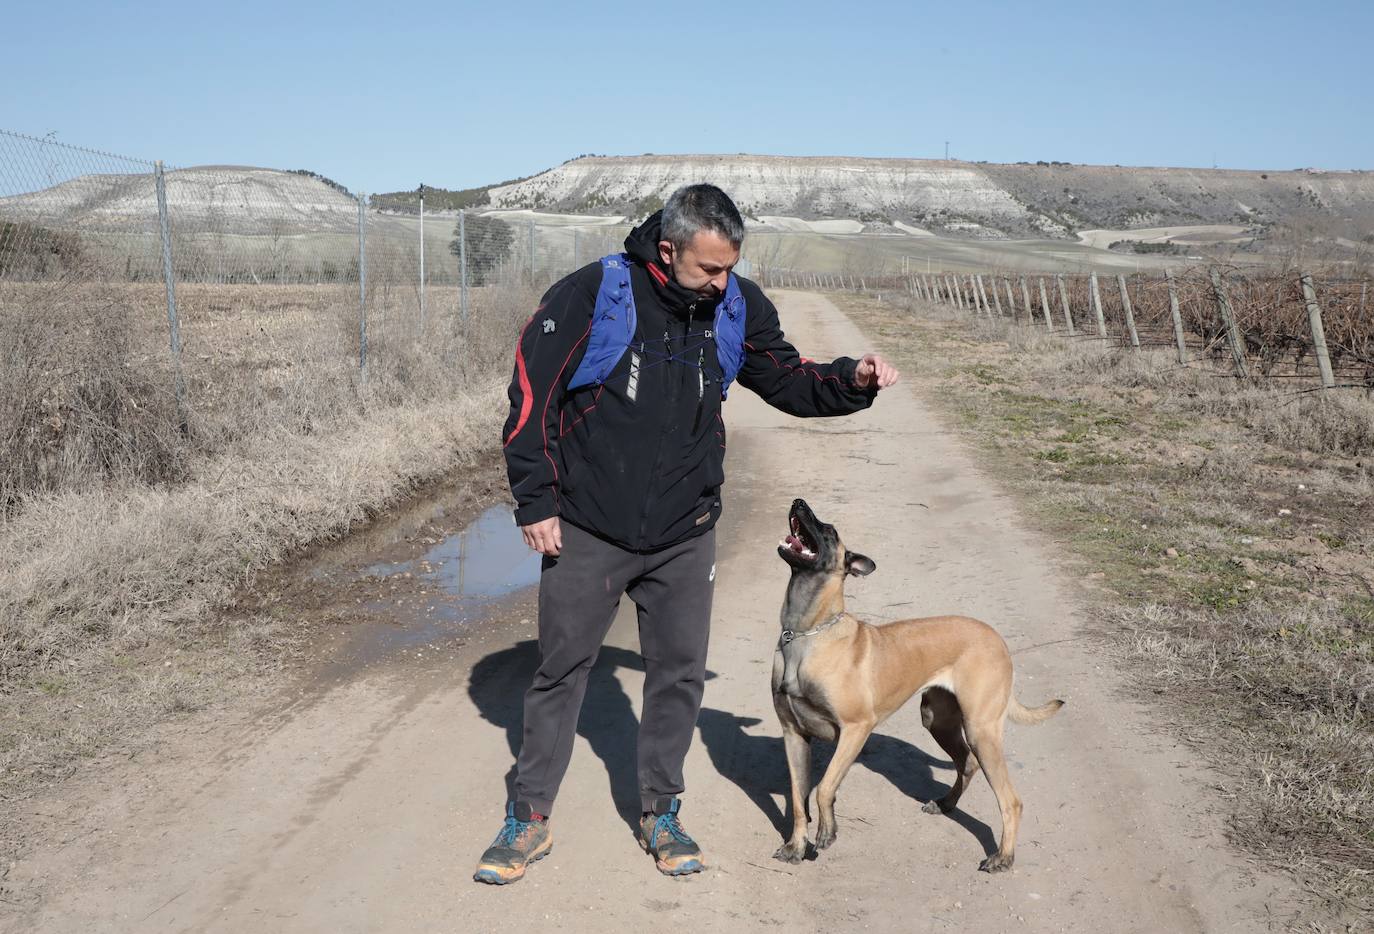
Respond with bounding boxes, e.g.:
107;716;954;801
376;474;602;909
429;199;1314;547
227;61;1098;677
520;516;563;556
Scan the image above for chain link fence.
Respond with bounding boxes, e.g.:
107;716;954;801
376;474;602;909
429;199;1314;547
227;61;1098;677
0;129;643;508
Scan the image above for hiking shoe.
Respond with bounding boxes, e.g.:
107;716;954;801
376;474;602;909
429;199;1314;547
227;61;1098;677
473;803;552;885
638;798;705;876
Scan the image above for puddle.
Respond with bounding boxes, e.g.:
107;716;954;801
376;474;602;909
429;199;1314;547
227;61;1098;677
310;505;541;672
361;504;541;608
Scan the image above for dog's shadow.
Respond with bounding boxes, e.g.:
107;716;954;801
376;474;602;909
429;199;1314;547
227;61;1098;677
695;708;998;858
467;642;995;856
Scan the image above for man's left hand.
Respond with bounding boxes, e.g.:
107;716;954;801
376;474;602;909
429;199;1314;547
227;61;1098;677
853;353;899;390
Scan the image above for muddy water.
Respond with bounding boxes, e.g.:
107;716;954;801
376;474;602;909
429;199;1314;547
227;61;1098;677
240;471;542;685
346;506;541;661
361;506;540;606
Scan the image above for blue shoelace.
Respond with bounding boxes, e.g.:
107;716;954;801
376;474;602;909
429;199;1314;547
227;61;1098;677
653;812;695;846
495;816;532;848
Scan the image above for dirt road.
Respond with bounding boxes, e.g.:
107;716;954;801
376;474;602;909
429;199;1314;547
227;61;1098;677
6;292;1297;932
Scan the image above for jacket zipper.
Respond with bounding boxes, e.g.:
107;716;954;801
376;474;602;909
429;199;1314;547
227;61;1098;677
636;321;679;548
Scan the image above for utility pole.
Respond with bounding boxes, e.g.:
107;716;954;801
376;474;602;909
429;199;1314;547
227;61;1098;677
417;183;425;332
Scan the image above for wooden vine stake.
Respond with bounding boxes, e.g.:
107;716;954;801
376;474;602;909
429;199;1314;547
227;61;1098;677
1299;272;1335;390
1208;267;1249;379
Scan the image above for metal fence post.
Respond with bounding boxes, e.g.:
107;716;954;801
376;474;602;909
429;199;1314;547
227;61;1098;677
459;209;469;326
528;220;536;283
573;228;581;268
418;184;426;333
358;192;368;380
153;160;187;428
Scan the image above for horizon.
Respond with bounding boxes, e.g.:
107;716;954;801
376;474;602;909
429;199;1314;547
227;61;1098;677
6;133;1369;201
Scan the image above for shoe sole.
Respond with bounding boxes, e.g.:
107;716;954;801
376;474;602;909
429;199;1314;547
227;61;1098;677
638;836;705;877
473;841;552;885
657;858;704;876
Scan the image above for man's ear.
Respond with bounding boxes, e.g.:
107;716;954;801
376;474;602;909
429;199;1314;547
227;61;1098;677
845;551;876;577
658;239;674;267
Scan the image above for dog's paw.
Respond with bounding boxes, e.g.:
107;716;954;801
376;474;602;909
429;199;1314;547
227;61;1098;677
922;799;952;815
814;825;837;850
978;853;1015;873
773;840;808;863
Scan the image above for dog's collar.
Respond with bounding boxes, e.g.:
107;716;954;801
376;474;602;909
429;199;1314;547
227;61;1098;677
780;613;845;646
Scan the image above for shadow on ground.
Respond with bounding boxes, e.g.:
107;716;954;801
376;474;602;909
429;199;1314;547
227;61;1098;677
468;642;994;857
468;640;716;834
696;707;997;857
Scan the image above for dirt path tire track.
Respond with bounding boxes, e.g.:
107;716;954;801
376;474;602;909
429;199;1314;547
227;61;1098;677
5;291;1297;933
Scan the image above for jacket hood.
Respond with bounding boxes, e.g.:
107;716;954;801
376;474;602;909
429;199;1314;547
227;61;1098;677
624;210;665;268
623;210;703;315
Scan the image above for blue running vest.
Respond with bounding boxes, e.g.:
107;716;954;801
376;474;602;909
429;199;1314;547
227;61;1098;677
566;253;746;398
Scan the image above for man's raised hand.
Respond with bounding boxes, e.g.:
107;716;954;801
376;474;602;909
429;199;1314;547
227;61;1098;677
854;353;900;390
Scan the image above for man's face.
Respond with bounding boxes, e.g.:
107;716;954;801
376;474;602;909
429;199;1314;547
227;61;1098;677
658;229;740;299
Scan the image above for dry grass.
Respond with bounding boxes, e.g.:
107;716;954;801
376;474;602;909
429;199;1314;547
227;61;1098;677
0;274;534;849
0;279;187;507
843;291;1374;924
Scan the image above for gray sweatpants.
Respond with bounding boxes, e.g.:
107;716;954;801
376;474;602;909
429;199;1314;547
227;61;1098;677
513;521;716;816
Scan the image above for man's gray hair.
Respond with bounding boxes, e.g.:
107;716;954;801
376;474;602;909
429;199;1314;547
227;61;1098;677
660;184;746;251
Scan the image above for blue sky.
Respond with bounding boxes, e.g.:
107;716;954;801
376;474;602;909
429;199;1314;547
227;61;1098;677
5;0;1369;194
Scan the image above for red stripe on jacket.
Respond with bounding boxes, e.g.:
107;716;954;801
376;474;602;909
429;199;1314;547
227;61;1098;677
536;320;596;497
745;342;846;386
503;315;538;447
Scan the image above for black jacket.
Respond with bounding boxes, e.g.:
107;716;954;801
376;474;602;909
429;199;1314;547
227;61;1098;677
502;212;876;552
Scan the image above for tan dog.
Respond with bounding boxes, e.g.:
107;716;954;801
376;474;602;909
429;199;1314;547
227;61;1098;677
771;499;1063;871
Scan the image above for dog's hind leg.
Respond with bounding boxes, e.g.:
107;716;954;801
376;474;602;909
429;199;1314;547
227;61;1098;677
920;688;979;815
964;718;1022;873
773;726;813;863
813;723;874;850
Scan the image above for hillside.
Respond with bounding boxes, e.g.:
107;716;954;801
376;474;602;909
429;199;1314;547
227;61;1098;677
0;166;361;235
486;154;1374;243
4;157;1368;264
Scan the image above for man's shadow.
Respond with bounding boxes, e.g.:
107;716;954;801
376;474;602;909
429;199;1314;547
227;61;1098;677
695;708;998;858
468;642;995;856
467;639;716;835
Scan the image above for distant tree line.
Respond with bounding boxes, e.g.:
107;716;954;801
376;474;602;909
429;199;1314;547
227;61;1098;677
288;169;353;198
373;169;545;214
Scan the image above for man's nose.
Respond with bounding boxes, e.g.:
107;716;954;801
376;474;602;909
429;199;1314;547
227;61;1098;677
711;272;728;293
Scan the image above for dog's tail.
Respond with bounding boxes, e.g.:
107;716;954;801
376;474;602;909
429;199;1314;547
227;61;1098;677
1007;696;1065;725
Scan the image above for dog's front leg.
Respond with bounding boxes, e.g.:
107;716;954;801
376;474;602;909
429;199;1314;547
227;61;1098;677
773;726;812;862
814;723;873;850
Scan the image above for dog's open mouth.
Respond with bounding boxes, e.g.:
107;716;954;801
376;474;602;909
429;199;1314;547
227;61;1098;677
779;513;818;563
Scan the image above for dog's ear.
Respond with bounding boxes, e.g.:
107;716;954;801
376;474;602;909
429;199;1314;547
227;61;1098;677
845;551;876;577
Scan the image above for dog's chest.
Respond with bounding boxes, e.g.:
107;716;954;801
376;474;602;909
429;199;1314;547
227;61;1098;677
773;645;839;741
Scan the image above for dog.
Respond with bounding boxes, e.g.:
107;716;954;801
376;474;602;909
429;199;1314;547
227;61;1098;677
771;498;1063;872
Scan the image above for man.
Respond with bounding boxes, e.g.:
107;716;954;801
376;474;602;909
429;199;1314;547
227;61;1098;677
476;184;898;884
